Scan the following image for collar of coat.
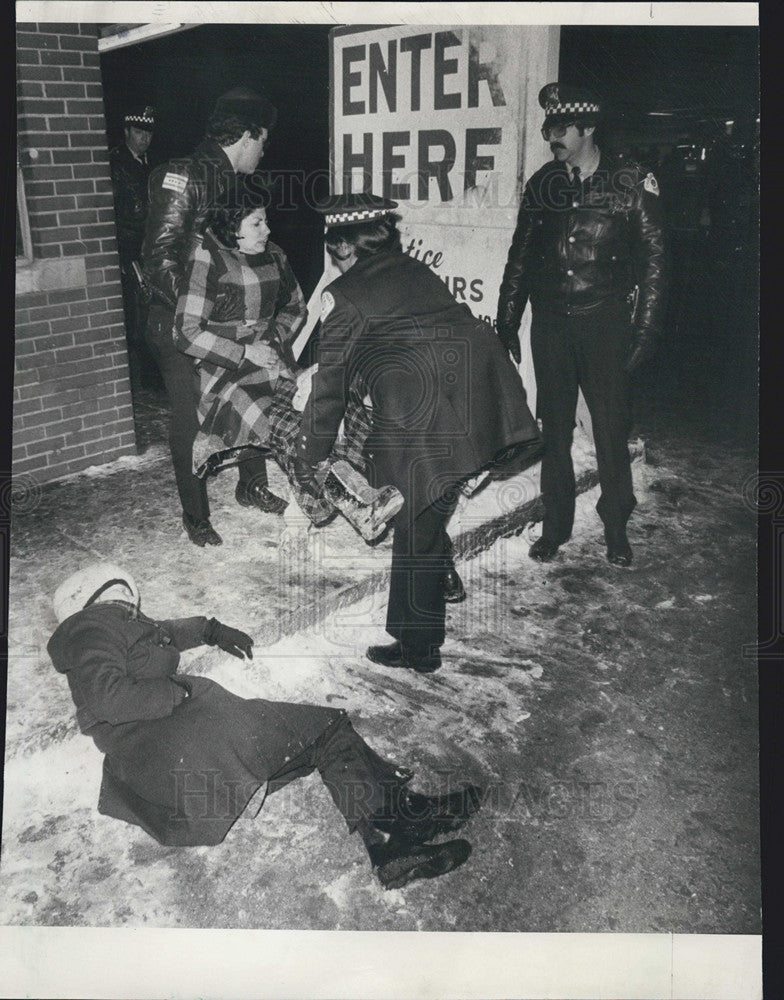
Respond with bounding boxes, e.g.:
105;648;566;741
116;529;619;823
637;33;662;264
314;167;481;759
546;150;643;188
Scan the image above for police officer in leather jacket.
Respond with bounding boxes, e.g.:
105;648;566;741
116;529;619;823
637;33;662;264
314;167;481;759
496;83;666;566
142;88;277;546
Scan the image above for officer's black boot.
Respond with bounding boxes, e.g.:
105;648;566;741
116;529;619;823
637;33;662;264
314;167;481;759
605;525;633;566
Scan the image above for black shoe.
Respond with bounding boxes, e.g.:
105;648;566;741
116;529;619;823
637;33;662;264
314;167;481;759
374;785;484;842
371;838;472;890
605;528;633;567
528;536;563;562
443;567;467;603
366;641;441;674
367;640;405;668
182;513;223;547
235;481;288;515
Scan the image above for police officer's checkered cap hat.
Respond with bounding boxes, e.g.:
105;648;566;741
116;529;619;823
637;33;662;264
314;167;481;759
538;82;601;122
124;104;155;131
315;193;398;227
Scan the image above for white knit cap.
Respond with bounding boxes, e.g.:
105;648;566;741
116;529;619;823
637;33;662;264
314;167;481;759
53;562;139;624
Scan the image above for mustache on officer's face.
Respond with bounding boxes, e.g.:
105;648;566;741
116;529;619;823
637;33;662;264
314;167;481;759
550;143;565;150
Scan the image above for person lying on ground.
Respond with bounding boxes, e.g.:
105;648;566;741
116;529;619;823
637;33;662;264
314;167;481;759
47;563;482;890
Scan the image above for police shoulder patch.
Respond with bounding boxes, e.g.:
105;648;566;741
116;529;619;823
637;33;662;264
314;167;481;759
162;171;188;193
321;291;335;321
643;172;660;196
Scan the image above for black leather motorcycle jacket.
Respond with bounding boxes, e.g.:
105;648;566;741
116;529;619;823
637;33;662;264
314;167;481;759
142;139;237;309
496;153;666;337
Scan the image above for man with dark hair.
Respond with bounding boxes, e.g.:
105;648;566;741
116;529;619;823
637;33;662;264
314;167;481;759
109;104;158;388
142;88;278;546
496;82;666;566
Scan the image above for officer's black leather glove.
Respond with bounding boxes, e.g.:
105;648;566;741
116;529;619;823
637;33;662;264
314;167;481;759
626;329;657;375
496;323;522;365
204;618;254;659
292;454;321;499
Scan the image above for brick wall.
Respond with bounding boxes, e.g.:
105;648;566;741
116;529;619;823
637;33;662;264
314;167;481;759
15;22;137;483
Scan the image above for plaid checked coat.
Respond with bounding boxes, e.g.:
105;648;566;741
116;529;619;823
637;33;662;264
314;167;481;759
174;229;306;476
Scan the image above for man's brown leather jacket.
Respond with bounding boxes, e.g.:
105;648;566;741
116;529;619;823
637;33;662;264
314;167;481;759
142;139;237;310
496;153;666;342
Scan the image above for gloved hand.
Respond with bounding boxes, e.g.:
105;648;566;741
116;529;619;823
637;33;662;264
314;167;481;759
204;618;254;659
292;454;321;499
496;322;521;365
625;329;657;375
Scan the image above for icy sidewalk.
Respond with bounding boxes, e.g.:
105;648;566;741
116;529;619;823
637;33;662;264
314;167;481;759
0;450;760;933
0;465;643;929
4;426;644;763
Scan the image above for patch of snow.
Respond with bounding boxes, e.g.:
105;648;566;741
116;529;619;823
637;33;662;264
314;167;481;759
48;447;168;485
322;870;356;910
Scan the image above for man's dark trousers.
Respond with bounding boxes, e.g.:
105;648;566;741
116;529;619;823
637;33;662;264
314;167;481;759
386;488;461;654
531;296;636;543
145;302;211;522
264;709;408;832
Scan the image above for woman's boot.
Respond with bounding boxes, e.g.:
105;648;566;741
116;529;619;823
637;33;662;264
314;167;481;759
323;460;404;541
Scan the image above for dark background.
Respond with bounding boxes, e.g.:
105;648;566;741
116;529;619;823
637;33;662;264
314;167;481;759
99;23;759;301
101;23;333;296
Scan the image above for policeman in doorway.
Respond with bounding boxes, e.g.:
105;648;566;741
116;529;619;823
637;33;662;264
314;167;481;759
109;103;158;388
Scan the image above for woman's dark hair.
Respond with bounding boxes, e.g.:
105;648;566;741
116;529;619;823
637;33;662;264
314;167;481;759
205;114;264;148
203;179;271;248
206;206;250;249
324;214;401;259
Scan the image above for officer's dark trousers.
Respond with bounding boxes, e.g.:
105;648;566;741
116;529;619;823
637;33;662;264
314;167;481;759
386;488;460;653
118;256;156;388
531;298;636;542
145;304;270;521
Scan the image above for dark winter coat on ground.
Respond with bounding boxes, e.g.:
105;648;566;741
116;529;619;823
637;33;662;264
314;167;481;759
299;249;541;519
173;229;306;476
47;603;348;846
